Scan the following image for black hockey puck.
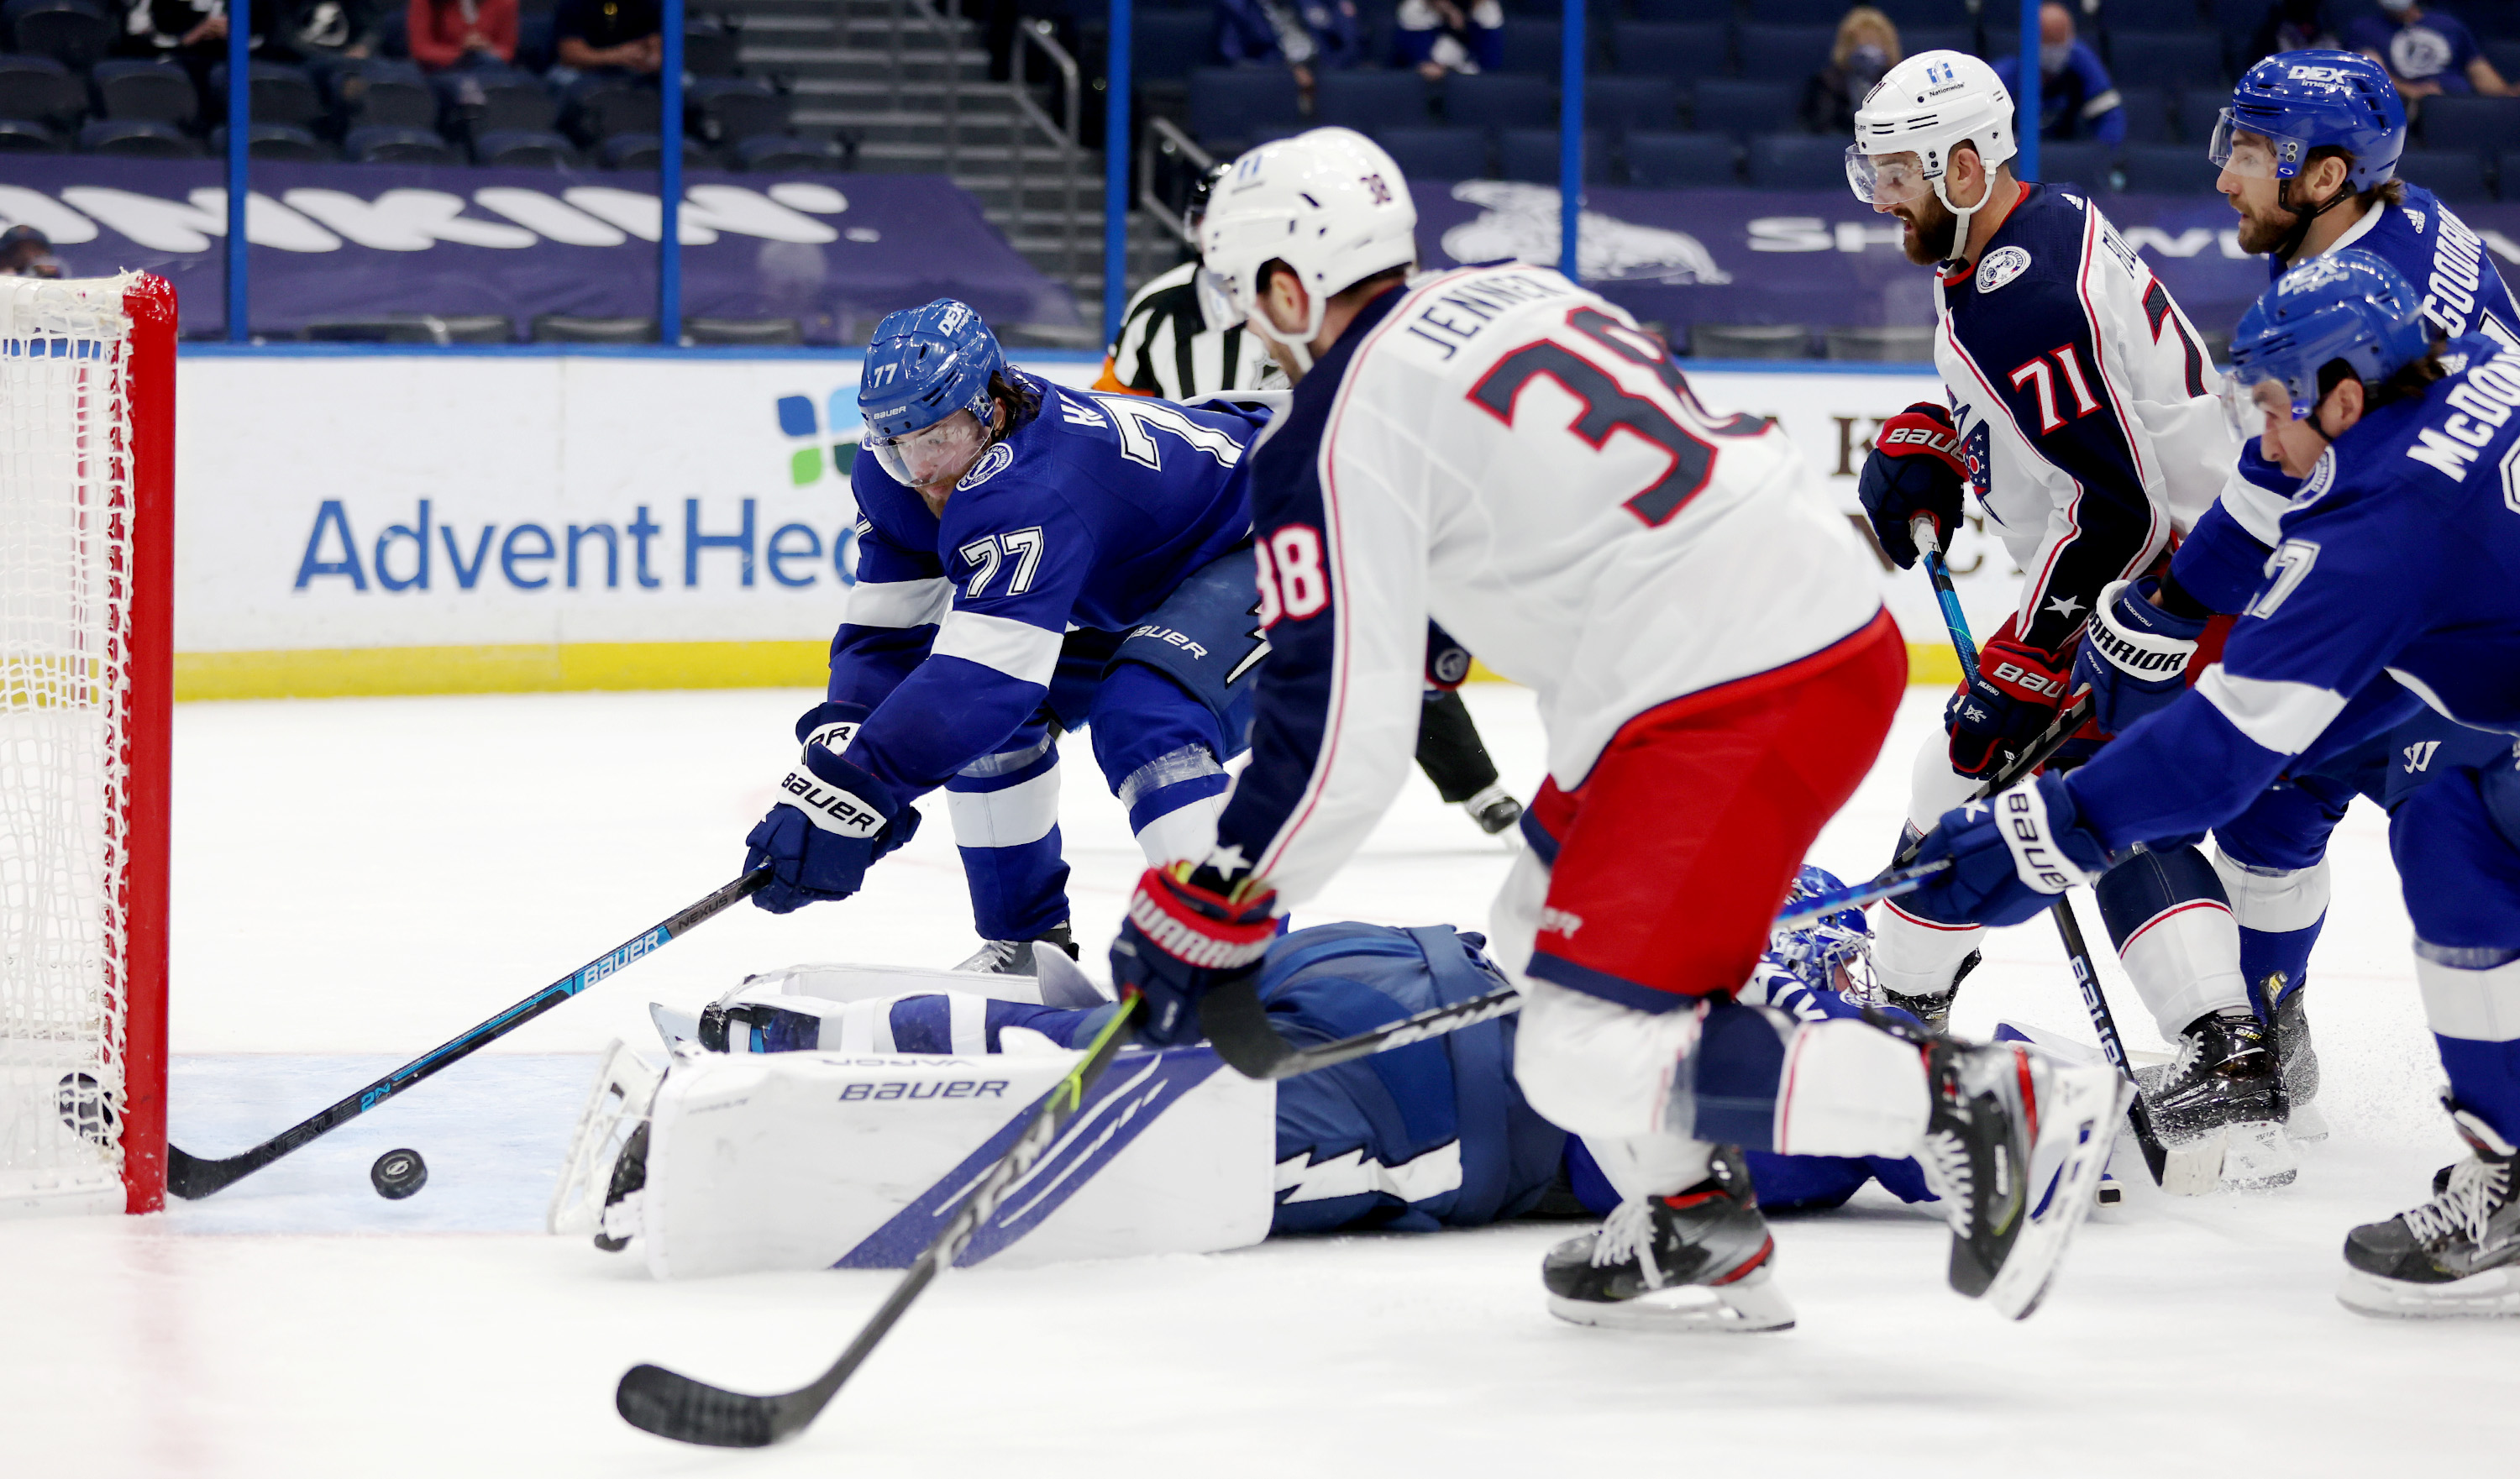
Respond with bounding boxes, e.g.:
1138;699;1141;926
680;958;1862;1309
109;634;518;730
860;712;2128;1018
55;1073;116;1146
371;1148;428;1199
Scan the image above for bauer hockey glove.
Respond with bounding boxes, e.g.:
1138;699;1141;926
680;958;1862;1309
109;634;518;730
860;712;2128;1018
2071;578;2205;736
792;699;871;753
1110;864;1278;1047
1857;401;1969;569
1947;621;2075;778
1900;774;2112;928
743;740;921;914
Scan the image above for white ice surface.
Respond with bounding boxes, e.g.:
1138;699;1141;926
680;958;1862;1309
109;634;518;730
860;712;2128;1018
0;685;2502;1477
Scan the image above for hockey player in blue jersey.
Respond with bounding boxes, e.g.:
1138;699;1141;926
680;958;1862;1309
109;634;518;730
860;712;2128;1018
2069;50;2520;1136
741;300;1271;972
1903;251;2520;1316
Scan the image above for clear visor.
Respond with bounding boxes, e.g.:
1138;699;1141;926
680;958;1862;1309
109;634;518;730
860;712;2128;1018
866;408;989;490
2208;111;2305;180
2216;370;2310;440
1193;265;1239;334
1845;147;1933;206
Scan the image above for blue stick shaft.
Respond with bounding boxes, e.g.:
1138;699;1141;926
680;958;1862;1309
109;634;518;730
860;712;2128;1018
1914;517;1980;678
1772;859;1951;930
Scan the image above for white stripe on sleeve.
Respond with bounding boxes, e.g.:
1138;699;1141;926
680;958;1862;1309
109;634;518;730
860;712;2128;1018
2195;665;2349;755
847;577;953;629
934;611;1063;685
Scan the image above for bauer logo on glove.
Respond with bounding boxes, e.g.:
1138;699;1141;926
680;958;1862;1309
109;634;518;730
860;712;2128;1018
780;768;889;837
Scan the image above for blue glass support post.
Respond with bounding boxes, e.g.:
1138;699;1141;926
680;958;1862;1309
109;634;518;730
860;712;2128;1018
224;0;249;342
1105;0;1132;346
1558;0;1583;281
660;0;685;344
2015;0;2040;186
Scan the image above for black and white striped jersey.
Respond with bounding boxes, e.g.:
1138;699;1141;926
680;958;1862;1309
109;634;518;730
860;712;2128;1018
1095;260;1284;400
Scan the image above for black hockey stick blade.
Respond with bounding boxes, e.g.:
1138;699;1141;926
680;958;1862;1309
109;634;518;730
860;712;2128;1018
2050;894;2172;1186
617;994;1144;1448
164;871;770;1200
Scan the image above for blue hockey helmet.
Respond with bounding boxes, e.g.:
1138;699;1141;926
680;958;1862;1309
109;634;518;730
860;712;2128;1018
1771;865;1875;994
858;299;1004;443
2212;50;2405;191
2228;248;2430;418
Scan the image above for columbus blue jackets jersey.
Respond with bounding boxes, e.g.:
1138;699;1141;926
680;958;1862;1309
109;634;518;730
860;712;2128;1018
1935;183;2237;654
2066;344;2520;852
830;371;1264;796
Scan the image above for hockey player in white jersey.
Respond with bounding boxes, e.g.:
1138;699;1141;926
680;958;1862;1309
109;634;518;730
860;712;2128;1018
1100;126;2127;1331
1845;52;2285;1182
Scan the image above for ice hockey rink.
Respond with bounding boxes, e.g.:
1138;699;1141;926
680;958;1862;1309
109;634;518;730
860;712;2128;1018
1;682;2502;1478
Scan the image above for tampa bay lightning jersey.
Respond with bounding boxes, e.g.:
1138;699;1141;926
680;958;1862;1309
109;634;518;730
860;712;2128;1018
2068;343;2520;851
829;370;1263;795
2183;186;2520;590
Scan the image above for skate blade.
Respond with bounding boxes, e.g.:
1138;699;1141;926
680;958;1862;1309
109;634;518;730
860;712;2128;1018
2219;1120;2297;1191
2287;1102;2330;1143
2336;1267;2520;1320
1983;1071;2132;1321
1546;1269;1797;1334
2153;1128;2225;1198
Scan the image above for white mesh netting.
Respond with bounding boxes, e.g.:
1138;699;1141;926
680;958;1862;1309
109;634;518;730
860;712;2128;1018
0;275;140;1214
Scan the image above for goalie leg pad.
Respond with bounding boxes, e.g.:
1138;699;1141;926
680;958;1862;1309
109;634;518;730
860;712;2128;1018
549;1039;664;1238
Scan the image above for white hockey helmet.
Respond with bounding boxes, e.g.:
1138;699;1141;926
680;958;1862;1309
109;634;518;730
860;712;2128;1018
1197;127;1418;359
1847;50;2017;261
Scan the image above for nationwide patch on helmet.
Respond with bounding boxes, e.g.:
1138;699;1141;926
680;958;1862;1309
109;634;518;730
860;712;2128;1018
1976;244;2031;294
957;441;1015;490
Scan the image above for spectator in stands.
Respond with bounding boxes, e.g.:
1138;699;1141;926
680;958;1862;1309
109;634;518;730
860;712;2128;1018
1991;2;2124;146
279;0;385;66
2349;1;2512;102
1215;0;1365;94
2240;0;2339;70
0;226;62;280
1803;5;1900;135
408;0;515;70
123;0;267;69
552;0;660;78
1391;0;1499;81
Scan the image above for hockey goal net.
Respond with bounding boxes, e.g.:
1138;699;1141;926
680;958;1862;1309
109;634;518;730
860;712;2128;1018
0;273;172;1216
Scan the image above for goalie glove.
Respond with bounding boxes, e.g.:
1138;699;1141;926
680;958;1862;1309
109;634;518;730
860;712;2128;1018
1947;619;2076;779
1857;401;1969;569
2070;578;2205;736
1109;864;1278;1046
743;737;921;914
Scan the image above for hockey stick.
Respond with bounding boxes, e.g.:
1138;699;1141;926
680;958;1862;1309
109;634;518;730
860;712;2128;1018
1201;863;1952;1083
163;870;770;1199
1913;516;1981;676
616;993;1144;1448
2050;894;2182;1189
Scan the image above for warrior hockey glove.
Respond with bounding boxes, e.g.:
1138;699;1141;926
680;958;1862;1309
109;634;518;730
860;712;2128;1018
1857;402;1969;569
2071;578;2204;736
1110;864;1278;1047
744;737;921;914
1947;621;2076;779
1900;774;2111;928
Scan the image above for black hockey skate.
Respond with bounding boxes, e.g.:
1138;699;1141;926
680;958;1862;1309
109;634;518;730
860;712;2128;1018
1541;1149;1794;1332
1461;784;1524;837
953;924;1079;977
2339;1101;2520;1319
1882;949;1978;1032
2137;1008;2295;1189
2268;978;2326;1141
1917;1036;2129;1319
593;1120;650;1253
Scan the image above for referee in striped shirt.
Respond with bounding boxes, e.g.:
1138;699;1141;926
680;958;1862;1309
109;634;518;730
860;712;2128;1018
1096;165;1525;840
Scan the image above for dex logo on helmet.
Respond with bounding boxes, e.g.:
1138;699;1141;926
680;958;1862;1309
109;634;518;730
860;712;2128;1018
2286;65;2354;82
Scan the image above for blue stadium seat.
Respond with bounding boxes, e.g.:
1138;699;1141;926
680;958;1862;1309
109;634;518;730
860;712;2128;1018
2489;39;2520;81
1611;23;1730;87
1733;0;1844;24
1688;78;1798;139
2422;94;2520;155
1584;75;1678;137
599;132;714;170
434;67;557;139
2111;83;2176;144
2116;140;2220;192
1134;12;1213;83
344;124;459;164
208;122;333;161
1746;132;1852;190
1444;71;1554;129
1626;0;1702;20
1872;0;1977;27
1499;126;1608;184
2104;29;2228;90
2;0;112;70
1314;69;1431;133
77;118;200;157
686;76;787;146
472;128;580;168
2397;148;2493;203
1901;28;1974;57
91;59;197;127
1376;125;1488;181
1498;17;1560;76
1186;66;1303;150
208;61;327;129
1622;129;1740;188
0;52;78;130
329;58;437;132
2034;139;2116;191
1736;24;1832;81
732;133;852;171
0;114;58;149
2097;0;2211;31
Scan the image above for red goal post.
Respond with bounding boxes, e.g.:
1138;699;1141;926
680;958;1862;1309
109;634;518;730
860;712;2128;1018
1;272;172;1216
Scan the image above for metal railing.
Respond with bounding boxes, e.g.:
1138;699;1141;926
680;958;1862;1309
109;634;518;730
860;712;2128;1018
890;0;963;175
1138;116;1212;252
1007;16;1085;285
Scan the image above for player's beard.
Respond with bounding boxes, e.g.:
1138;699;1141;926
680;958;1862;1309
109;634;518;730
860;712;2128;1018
2231;193;2302;256
1895;194;1961;267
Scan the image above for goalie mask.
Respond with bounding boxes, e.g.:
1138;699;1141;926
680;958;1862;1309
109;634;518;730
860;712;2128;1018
1770;865;1880;999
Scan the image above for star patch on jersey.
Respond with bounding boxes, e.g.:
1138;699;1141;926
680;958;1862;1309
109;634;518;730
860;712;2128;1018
957;441;1015;490
1976;245;2031;295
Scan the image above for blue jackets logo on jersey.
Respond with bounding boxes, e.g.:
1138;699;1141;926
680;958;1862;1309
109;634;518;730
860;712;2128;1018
1977;245;2032;294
